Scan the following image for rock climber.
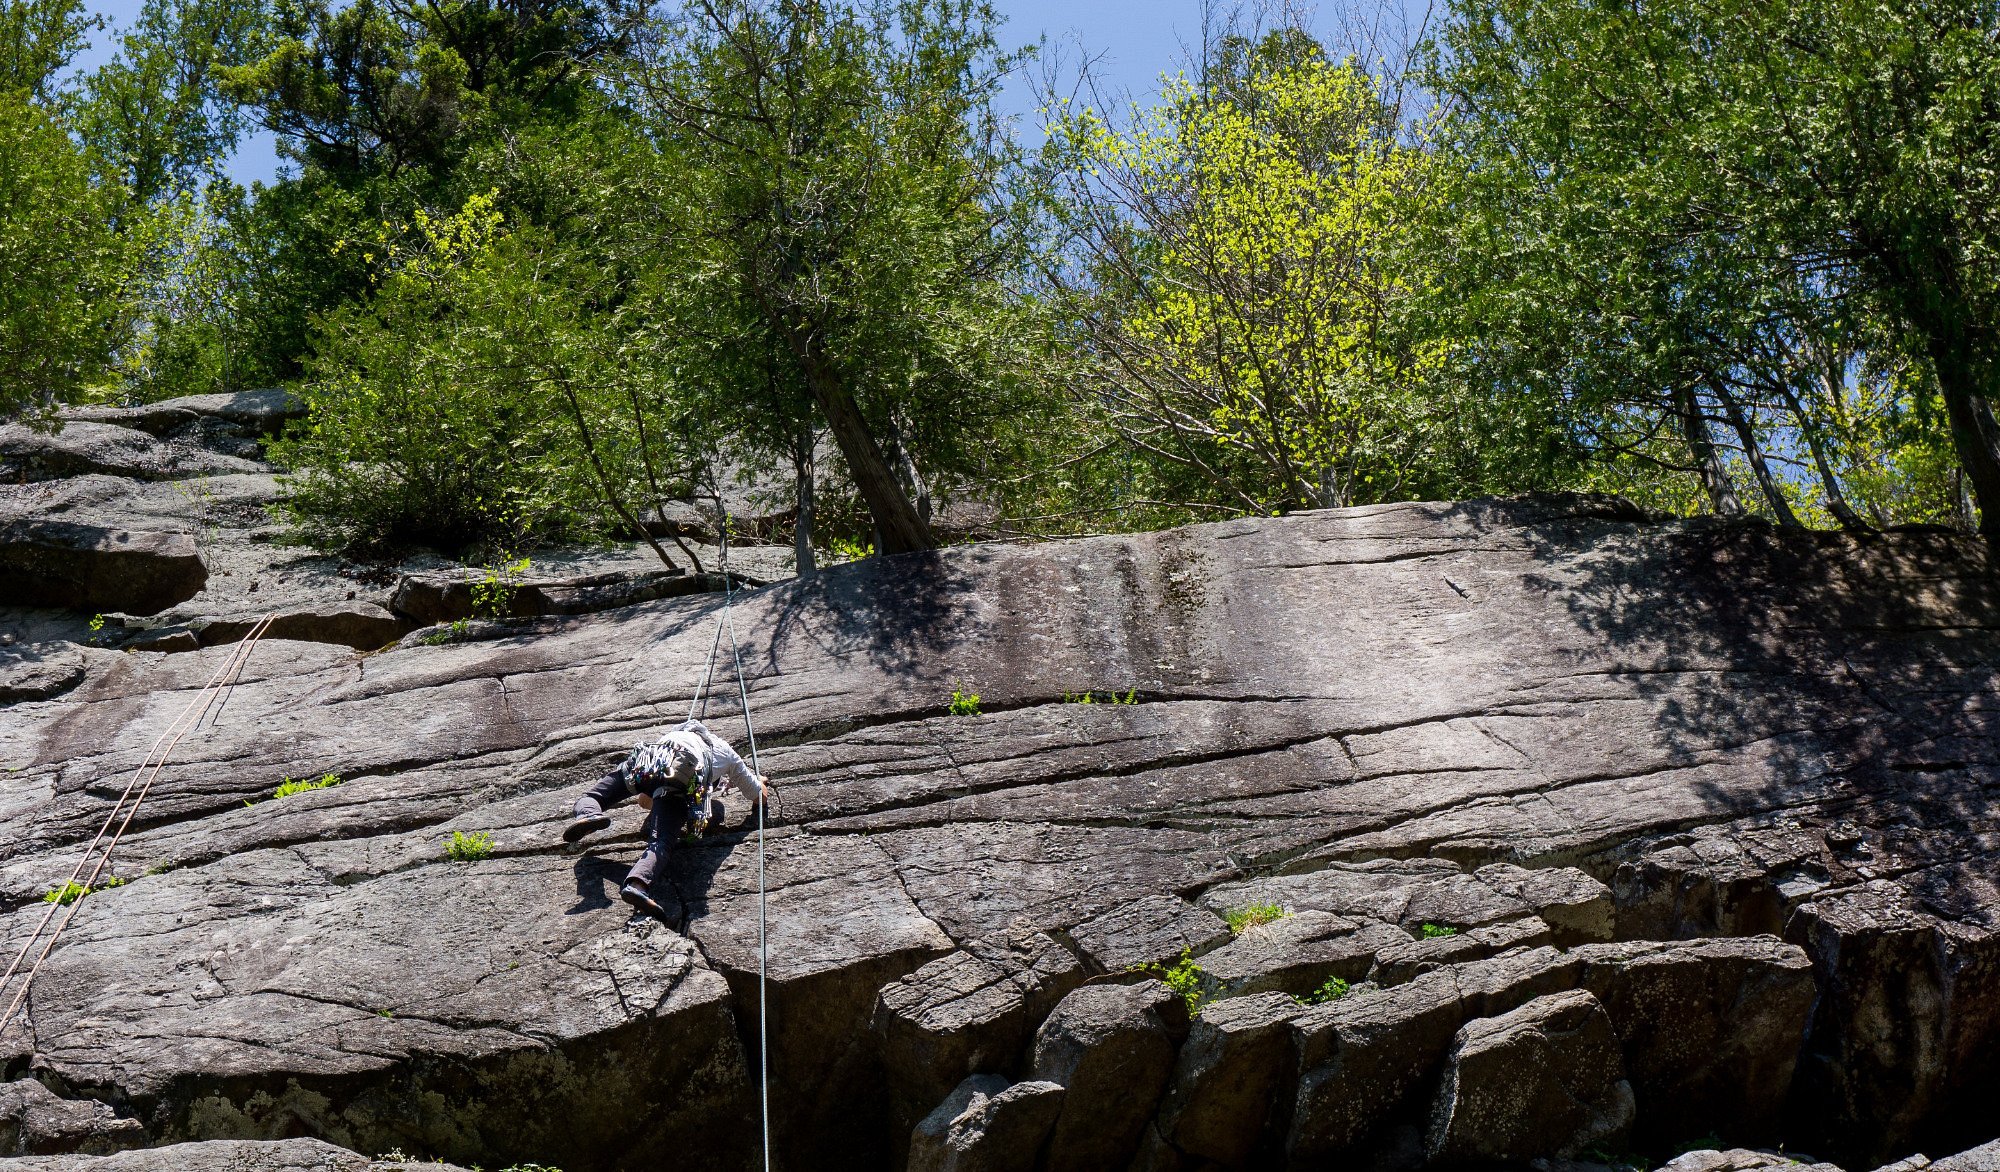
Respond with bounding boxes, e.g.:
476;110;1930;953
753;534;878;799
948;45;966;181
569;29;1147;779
561;719;774;918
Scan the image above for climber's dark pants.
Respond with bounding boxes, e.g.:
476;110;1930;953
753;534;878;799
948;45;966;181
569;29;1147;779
574;774;689;890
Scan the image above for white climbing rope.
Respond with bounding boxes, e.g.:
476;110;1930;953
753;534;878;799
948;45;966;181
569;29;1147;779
684;517;771;1172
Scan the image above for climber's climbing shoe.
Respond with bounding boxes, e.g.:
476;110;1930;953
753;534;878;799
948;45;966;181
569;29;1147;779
563;812;612;843
621;880;666;919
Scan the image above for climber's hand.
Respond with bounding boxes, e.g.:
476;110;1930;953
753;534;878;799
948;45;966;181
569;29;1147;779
636;791;654;811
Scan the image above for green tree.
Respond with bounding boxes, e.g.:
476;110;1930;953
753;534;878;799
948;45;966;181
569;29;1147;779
0;0;93;100
1036;34;1528;517
1434;0;2000;535
621;0;1048;555
78;0;265;204
0;90;129;413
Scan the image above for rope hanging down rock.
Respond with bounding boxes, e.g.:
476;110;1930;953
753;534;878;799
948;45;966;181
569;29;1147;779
681;519;771;1172
0;613;277;1039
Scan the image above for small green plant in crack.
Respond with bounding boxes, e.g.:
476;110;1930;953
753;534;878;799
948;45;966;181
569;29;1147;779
1138;949;1210;1015
948;686;982;717
272;773;342;800
143;859;178;876
1224;903;1289;933
1061;689;1140;705
445;830;495;862
86;613;106;645
421;618;473;646
1295;975;1351;1005
470;556;532;619
44;877;124;904
1418;923;1459;939
377;1008;394;1018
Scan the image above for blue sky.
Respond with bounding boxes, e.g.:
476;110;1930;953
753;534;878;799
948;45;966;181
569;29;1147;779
75;0;1417;186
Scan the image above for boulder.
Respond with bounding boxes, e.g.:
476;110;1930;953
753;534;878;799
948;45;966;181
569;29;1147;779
1286;937;1813;1165
0;422;260;482
0;1137;473;1170
1030;980;1188;1172
0;1080;144;1156
1196;912;1408;999
1144;991;1303;1169
60;388;305;441
907;1074;1065;1172
388;567;738;625
1425;990;1635;1163
1572;937;1815;1143
873;928;1084;1143
1370;915;1555;985
0;522;206;613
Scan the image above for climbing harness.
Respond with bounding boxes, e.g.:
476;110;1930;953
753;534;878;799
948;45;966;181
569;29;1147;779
679;522;771;1172
0;614;277;1038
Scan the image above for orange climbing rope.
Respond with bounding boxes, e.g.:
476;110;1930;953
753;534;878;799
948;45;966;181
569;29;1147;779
0;614;277;1037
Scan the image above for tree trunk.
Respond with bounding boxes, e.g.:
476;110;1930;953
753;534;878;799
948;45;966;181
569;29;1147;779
797;344;933;554
1675;383;1744;516
1931;339;2000;542
793;424;817;575
1708;376;1799;526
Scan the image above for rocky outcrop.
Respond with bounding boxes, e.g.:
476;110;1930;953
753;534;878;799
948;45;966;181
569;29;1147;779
2;497;2000;1170
0;1080;144;1156
0;645;84;706
0;1137;471;1170
0;423;262;484
0;522;206;614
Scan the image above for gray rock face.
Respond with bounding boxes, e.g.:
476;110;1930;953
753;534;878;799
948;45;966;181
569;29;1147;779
0;423;263;484
0;1080;143;1156
1932;1141;2000;1172
0;1137;470;1170
1030;981;1187;1172
874;928;1083;1145
0;645;83;705
907;1075;1064;1172
0;521;206;613
1;497;1999;1170
1426;990;1634;1163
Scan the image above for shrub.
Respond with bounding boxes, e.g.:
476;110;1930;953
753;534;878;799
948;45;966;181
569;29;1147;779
272;773;342;800
270;197;603;552
949;687;982;717
445;830;496;861
470;557;532;618
1224;903;1289;933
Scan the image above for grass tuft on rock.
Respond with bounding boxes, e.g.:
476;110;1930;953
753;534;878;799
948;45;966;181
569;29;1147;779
272;772;342;800
445;830;496;862
1224;902;1289;933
